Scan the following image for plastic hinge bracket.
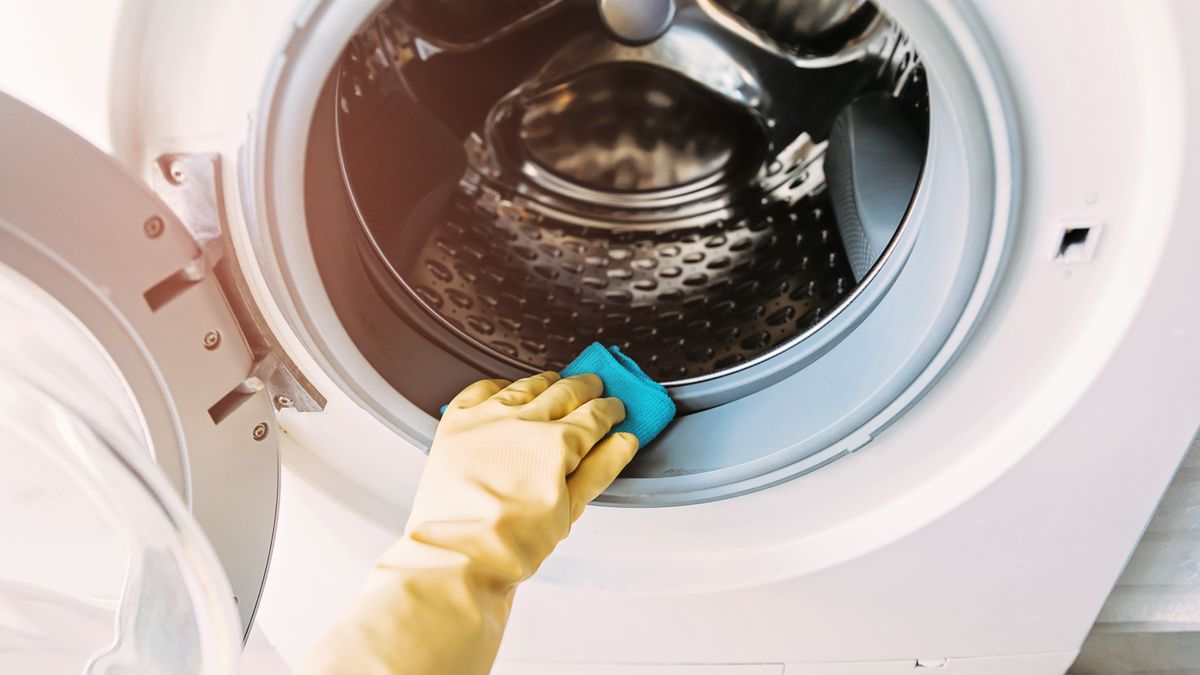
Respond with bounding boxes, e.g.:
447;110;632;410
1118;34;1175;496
151;153;326;413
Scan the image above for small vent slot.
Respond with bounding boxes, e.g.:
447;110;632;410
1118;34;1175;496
1055;223;1100;263
208;381;260;424
144;266;203;311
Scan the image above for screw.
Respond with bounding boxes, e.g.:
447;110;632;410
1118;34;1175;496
202;330;221;350
144;215;164;239
275;395;294;408
168;161;187;185
252;423;269;441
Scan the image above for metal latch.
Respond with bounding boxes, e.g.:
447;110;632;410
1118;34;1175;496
150;153;326;413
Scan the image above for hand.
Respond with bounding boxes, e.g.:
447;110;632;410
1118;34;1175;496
404;371;639;584
298;372;638;675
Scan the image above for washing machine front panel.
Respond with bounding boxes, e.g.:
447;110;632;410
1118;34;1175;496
235;0;1024;508
105;0;1007;504
243;0;1199;668
0;92;280;637
89;0;1200;669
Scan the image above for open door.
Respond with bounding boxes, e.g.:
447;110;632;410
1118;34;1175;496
0;282;245;673
0;92;286;642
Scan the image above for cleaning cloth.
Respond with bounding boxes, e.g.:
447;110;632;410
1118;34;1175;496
440;343;676;447
560;342;676;447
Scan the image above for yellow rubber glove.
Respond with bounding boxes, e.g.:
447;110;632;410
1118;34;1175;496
298;372;639;675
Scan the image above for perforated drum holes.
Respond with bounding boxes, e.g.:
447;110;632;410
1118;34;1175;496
334;0;930;384
401;188;856;381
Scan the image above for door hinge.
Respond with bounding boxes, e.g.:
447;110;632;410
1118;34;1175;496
151;153;326;413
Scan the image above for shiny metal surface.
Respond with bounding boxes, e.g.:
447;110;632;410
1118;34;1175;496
485;18;771;203
697;0;893;68
334;0;927;383
512;67;751;192
397;162;853;381
717;0;869;42
385;0;564;51
599;0;677;45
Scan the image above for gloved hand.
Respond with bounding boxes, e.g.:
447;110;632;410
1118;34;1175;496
298;372;638;675
408;371;639;576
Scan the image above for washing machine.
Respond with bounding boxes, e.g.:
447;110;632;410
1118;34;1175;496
2;0;1200;672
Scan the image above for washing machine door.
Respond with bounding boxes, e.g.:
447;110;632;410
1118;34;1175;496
0;91;288;640
0;293;245;674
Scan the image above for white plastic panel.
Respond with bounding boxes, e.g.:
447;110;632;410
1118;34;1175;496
492;652;1080;675
0;1;122;151
494;666;782;675
1074;435;1200;670
99;0;1200;670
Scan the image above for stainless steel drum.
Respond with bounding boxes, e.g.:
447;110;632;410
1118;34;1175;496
332;0;927;384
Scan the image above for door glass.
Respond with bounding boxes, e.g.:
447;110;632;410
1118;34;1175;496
0;267;241;675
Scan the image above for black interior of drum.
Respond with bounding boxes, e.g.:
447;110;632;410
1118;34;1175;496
333;2;926;382
398;182;856;378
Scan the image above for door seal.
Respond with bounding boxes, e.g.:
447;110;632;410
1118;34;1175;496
151;153;326;413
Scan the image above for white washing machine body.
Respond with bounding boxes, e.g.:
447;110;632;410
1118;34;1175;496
4;1;1200;673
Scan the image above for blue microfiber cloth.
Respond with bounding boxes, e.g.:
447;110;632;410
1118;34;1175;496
439;343;676;447
560;342;676;447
